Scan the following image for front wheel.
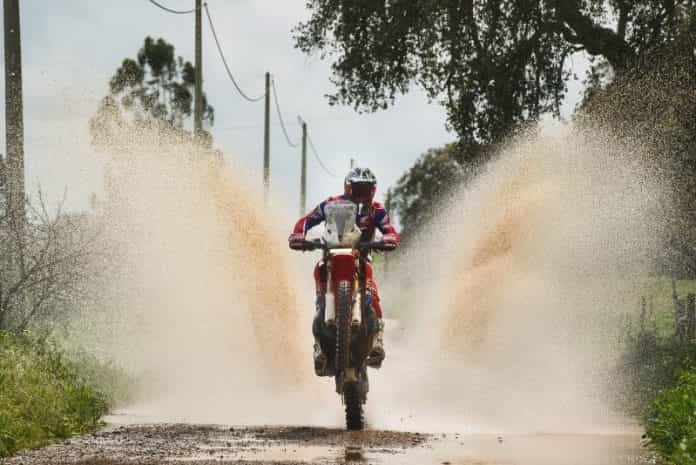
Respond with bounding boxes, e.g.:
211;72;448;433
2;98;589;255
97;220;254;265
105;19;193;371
335;281;352;376
344;382;364;430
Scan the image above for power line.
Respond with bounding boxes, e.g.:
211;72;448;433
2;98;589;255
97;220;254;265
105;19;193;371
203;3;264;103
146;0;197;14
270;77;299;148
307;132;340;178
148;0;342;182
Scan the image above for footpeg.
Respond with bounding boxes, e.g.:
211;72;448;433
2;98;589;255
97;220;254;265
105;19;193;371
366;347;385;369
313;342;334;377
314;342;328;376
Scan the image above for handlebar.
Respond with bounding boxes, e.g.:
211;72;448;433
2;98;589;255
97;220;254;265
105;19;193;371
295;239;391;252
360;241;390;252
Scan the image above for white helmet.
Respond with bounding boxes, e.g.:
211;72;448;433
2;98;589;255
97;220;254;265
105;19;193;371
344;166;377;203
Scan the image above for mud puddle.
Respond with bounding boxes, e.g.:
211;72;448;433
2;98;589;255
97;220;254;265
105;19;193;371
6;423;651;465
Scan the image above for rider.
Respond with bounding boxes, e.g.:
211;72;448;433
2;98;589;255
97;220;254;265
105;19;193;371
288;166;400;376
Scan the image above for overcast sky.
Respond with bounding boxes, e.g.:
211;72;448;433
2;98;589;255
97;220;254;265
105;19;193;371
0;0;587;214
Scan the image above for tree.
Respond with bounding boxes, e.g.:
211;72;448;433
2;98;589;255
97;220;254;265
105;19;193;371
90;37;214;149
578;15;696;275
391;142;489;238
0;195;95;333
295;0;695;143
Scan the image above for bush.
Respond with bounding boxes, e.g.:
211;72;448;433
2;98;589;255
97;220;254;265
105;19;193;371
614;330;696;417
644;370;696;465
0;332;115;457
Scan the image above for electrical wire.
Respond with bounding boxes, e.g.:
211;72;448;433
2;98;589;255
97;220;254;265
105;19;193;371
203;3;264;103
146;0;197;14
307;132;340;179
271;77;299;148
148;0;339;179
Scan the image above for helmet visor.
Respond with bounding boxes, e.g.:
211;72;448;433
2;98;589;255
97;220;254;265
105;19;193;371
351;182;374;201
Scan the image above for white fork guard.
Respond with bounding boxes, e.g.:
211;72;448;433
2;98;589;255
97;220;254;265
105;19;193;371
352;292;362;326
324;249;354;326
325;265;336;325
325;291;336;325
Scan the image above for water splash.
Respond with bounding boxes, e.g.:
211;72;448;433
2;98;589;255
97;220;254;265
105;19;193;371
373;124;665;434
78;122;664;433
84;128;334;425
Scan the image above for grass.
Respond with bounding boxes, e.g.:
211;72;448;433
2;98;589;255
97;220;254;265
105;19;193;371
0;331;127;457
644;370;696;465
615;277;696;465
636;277;696;337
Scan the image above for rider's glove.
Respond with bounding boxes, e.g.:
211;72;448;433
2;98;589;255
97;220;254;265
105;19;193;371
382;233;400;251
288;233;306;250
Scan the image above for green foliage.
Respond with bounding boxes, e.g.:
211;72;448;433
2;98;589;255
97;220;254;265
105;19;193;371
613;278;696;464
0;332;123;457
295;0;693;143
390;142;489;238
615;330;696;417
90;36;214;150
644;370;696;465
579;13;696;275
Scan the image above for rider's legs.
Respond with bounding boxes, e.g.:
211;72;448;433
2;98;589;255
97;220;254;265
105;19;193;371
312;261;331;376
364;261;386;368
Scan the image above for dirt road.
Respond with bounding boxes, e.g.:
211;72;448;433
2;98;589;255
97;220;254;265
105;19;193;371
7;423;651;465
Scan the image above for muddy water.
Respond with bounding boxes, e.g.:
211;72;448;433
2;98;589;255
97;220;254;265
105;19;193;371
7;423;650;465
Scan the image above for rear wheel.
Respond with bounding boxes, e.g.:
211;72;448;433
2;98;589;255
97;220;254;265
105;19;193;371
344;382;364;430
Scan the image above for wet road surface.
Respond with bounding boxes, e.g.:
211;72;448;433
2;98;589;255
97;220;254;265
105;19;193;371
6;424;652;465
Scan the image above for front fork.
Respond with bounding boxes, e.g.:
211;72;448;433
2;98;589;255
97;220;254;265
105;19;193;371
314;253;377;392
319;252;372;330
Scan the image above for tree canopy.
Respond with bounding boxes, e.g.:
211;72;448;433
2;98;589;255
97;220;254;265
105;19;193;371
91;37;214;149
579;15;696;275
295;0;695;143
391;142;490;238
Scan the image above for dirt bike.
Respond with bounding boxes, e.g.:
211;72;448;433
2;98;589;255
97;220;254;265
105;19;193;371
295;200;388;430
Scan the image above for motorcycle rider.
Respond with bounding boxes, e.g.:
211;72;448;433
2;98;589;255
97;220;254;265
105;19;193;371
288;167;400;376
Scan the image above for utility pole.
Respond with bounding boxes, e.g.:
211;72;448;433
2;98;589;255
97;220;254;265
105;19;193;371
4;0;24;222
300;121;307;215
193;0;203;139
263;72;271;201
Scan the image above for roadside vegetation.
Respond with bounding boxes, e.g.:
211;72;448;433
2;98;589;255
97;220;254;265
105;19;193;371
644;371;696;465
0;198;114;458
0;331;132;457
614;278;696;465
0;35;206;459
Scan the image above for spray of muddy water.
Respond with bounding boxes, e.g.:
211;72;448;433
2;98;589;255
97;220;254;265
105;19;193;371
86;130;333;426
83;123;662;434
373;124;664;434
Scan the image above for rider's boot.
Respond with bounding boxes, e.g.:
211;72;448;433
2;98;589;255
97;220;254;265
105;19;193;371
313;337;329;376
367;319;385;369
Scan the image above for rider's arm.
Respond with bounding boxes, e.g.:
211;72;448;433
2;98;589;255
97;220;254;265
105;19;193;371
292;202;326;236
289;200;329;249
373;202;401;249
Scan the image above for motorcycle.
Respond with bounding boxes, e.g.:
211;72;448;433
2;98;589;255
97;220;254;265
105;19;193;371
295;200;388;430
